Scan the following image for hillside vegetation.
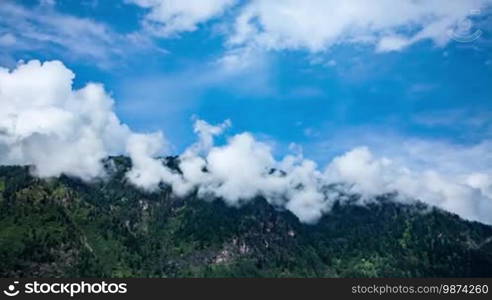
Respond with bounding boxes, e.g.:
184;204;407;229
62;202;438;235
1;157;491;277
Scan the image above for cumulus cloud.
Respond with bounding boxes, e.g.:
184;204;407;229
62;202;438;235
1;60;491;225
184;117;231;156
125;132;193;194
128;0;238;37
0;60;160;180
228;0;492;52
122;116;492;225
126;119;492;225
325;145;492;224
128;123;336;223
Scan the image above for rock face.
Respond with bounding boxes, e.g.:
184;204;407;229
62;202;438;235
0;157;492;278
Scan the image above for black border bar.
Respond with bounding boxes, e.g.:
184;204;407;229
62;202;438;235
1;278;491;299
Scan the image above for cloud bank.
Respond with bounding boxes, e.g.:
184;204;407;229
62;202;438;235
1;60;491;225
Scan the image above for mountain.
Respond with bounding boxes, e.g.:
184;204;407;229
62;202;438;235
1;156;491;278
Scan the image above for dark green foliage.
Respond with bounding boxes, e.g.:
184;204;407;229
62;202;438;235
1;158;492;278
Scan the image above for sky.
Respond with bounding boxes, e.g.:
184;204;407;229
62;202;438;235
1;0;492;224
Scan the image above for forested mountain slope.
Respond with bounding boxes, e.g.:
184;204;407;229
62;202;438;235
1;157;491;277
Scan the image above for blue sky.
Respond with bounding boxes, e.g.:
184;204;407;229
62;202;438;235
2;0;492;224
1;0;491;163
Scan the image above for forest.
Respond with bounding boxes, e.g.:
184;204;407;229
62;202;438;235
1;156;491;277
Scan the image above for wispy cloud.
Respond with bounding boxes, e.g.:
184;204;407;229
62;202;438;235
0;1;163;68
126;0;238;37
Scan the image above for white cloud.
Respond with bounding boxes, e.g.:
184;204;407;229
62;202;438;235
216;46;266;73
0;60;163;181
0;2;160;67
198;133;278;203
185;130;337;223
184;117;231;156
125;132;186;192
376;36;412;52
324;141;492;224
127;118;492;225
124;118;335;223
228;0;492;52
128;0;238;37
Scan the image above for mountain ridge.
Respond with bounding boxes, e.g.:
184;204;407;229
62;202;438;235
1;156;492;277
